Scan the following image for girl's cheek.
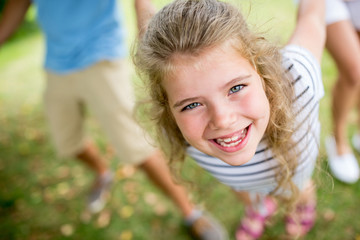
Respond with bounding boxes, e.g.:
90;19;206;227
173;114;191;132
177;115;202;138
237;93;255;113
242;89;268;115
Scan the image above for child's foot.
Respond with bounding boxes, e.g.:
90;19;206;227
325;136;359;184
236;197;277;240
87;170;114;213
185;208;228;240
285;201;316;238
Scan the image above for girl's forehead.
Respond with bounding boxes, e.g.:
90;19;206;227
169;41;248;71
164;47;260;91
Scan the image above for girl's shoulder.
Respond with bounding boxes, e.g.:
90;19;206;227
281;44;324;102
281;44;319;68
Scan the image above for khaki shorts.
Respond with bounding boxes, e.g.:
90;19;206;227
43;60;155;164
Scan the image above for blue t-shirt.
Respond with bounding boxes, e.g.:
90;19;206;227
32;0;127;74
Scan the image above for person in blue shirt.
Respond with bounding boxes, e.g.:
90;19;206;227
0;0;227;239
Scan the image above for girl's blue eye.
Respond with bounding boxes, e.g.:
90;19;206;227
182;102;200;111
229;85;243;94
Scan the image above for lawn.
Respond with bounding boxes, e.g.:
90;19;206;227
0;0;359;239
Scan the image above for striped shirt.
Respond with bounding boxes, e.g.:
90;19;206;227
187;45;324;195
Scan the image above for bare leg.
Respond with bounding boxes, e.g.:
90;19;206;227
139;150;228;239
76;141;114;213
139;150;194;217
233;191;276;240
233;191;252;207
326;20;360;155
76;141;109;176
286;180;316;237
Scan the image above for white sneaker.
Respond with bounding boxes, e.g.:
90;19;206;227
325;136;360;184
87;171;114;213
352;133;360;153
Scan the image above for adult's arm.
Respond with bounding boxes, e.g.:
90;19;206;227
134;0;156;36
287;0;326;62
0;0;31;45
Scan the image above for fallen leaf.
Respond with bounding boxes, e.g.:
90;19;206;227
56;166;70;179
60;224;74;236
118;205;134;219
322;208;335;222
144;192;158;206
56;182;70;196
80;210;92;224
154;203;168;216
116;165;136;180
119;230;133;240
96;210;111;228
126;192;138;204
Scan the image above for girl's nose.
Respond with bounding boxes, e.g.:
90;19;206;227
208;104;237;130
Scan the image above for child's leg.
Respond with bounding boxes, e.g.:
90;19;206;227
76;141;113;213
325;19;360;183
138;150;194;217
139;150;228;240
234;191;277;240
326;20;360;155
285;180;316;237
76;141;109;176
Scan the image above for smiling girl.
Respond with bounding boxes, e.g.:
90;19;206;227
134;0;325;239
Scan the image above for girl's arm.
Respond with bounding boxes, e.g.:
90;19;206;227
134;0;156;36
287;0;326;62
0;0;31;45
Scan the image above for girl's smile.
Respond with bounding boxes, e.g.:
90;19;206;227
211;124;251;152
163;41;270;166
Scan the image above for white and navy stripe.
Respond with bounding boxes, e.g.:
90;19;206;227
187;45;324;195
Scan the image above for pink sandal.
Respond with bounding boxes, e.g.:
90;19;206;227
236;197;277;240
285;202;316;237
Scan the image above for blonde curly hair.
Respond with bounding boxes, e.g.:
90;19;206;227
133;0;298;201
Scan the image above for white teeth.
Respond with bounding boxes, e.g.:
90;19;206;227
215;127;248;147
217;135;239;143
231;135;239;141
219;139;242;147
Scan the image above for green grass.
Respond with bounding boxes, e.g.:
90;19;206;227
0;0;360;239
